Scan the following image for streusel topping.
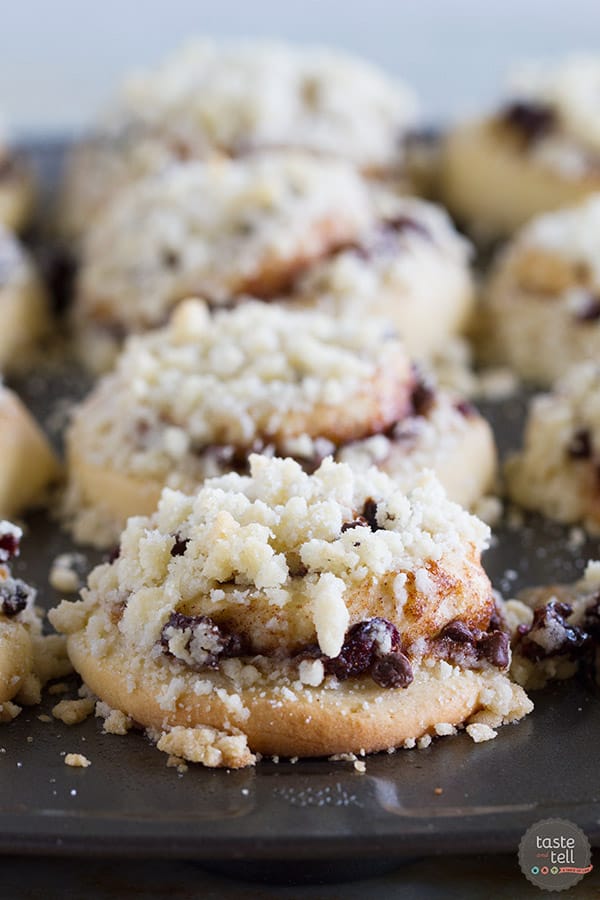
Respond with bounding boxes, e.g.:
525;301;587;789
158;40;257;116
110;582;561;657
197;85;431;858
108;39;418;170
69;299;412;482
54;456;490;662
293;195;471;311
513;194;600;292
77;152;372;327
509;55;600;154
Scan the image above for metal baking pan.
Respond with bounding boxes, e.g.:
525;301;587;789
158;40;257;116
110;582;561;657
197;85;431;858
0;143;598;880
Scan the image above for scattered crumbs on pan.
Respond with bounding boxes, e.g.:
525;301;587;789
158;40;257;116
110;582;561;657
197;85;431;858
26;736;33;743
0;701;21;722
166;754;188;774
417;734;432;749
241;788;250;796
64;753;91;768
354;760;366;774
48;682;70;695
434;787;444;795
466;723;497;743
51;697;95;725
70;789;77;796
37;714;52;723
49;552;87;593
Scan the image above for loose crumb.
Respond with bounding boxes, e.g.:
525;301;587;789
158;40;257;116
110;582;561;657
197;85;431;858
166;754;188;774
434;787;444;795
52;698;95;726
49;553;86;593
48;682;70;695
156;724;255;769
0;701;21;722
466;723;497;743
64;753;91;768
37;714;52;723
353;759;366;773
95;701;133;735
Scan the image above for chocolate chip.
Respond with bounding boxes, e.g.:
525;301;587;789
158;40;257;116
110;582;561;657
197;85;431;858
0;579;33;617
437;618;510;670
371;652;414;688
500;101;556;143
170;536;189;557
440;620;473;643
411;380;436;418
568;428;593;460
362;498;380;532
516;599;590;662
341;516;369;532
160;611;243;668
575;296;600;323
325;618;411;689
479;630;510;669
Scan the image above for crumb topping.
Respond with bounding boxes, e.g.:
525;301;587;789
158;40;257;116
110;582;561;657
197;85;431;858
77;151;372;327
293;195;471;311
508;56;600;155
505;362;600;530
69;299;412;483
54;455;490;666
64;752;91;768
105;39;418;170
513;194;600;294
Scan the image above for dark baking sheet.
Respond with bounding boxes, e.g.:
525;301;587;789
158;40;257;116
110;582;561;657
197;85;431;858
0;143;599;872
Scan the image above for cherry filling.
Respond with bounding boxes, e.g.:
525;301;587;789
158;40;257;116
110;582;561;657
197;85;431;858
515;599;590;662
0;578;33;618
324;618;413;688
0;529;20;562
434;619;510;669
160;611;244;668
499;101;556;144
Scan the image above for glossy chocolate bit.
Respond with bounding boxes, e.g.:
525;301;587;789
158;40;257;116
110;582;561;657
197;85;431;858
567;428;593;460
341;498;381;533
362;498;380;531
575;296;600;323
499;101;556;143
516;600;590;662
370;652;414;688
160;611;243;669
341;516;369;533
0;578;33;618
411;379;436;418
170;535;189;557
325;617;413;689
436;618;510;670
